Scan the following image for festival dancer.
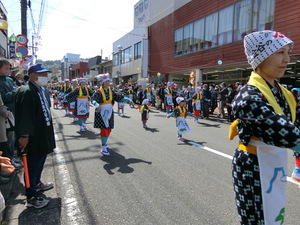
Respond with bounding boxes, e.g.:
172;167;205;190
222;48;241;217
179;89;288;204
61;79;71;115
138;99;151;128
117;89;125;116
65;78;94;132
166;97;193;141
127;85;134;108
143;83;153;104
66;79;78;122
164;82;174;114
229;30;300;224
52;91;59;109
91;74;134;156
192;86;203;124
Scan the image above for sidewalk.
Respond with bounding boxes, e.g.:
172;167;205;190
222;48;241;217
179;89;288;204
0;154;61;225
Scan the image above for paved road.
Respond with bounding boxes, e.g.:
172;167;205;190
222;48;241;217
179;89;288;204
52;104;300;224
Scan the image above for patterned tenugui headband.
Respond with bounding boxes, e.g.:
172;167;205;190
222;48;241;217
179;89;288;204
244;30;293;70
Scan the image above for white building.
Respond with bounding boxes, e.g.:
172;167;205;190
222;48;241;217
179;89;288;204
112;0;190;87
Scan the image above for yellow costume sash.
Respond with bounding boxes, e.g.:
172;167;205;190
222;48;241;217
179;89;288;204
100;87;113;105
248;71;295;122
178;106;187;117
229;71;297;154
193;93;202;102
78;86;89;99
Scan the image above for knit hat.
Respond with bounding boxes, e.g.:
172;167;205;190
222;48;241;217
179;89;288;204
244;30;293;70
176;97;185;104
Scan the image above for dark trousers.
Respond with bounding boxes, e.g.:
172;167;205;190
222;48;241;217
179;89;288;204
202;101;210;118
26;154;47;199
187;100;193;113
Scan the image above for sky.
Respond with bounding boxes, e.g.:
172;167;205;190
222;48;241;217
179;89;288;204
2;0;138;60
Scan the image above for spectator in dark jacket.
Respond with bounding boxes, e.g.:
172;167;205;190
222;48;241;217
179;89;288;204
201;84;211;118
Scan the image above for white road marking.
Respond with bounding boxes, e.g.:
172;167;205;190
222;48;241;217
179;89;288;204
187;141;300;187
54;133;85;224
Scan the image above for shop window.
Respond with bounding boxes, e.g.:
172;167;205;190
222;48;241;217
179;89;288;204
204;13;218;49
233;0;252;42
193;18;205;51
218;5;234;45
174;28;183;55
182;23;193;54
252;0;275;31
134;42;142;60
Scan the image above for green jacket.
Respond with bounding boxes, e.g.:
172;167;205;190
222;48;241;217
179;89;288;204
0;76;17;115
15;82;55;156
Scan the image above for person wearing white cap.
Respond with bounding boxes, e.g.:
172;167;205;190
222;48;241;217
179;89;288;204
164;82;175;113
65;79;78;121
138;99;151;128
65;77;94;132
191;86;203;124
229;30;300;224
166;97;193;141
143;83;153;105
91;74;134;156
60;79;71;115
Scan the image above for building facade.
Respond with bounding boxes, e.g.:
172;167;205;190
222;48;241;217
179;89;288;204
112;0;190;88
148;0;300;87
0;2;8;58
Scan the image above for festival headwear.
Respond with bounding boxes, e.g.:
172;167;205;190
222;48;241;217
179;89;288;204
96;73;111;83
28;64;50;75
167;82;171;87
78;78;86;83
142;99;149;105
176;97;185;104
196;86;201;91
244;30;294;70
71;79;77;83
64;79;70;82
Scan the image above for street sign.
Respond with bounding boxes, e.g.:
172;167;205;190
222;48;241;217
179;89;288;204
17;34;28;45
16;46;28;57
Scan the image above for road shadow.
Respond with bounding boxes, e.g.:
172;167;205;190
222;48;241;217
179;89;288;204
64;130;98;140
118;115;131;118
144;126;159;133
197;121;221;128
100;151;152;175
177;138;206;146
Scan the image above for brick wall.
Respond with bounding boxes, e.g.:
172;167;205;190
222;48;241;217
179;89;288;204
149;0;300;76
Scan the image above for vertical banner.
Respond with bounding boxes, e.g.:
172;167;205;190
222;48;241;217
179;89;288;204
9;41;16;59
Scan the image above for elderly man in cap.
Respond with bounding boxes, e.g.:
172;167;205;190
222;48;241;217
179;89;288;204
15;64;55;208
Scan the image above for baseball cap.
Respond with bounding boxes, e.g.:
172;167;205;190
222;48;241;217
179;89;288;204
28;64;50;75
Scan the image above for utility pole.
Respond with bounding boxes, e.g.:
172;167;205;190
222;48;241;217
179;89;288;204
21;0;27;36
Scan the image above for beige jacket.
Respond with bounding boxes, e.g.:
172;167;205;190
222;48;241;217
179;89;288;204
0;93;8;142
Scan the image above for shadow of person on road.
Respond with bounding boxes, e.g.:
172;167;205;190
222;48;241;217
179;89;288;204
100;151;152;175
177;138;206;146
144;126;159;133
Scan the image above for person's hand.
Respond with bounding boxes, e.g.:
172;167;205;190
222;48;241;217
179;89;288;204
95;107;100;112
0;163;15;173
7;111;12;119
0;156;12;165
18;137;29;150
166;114;170;118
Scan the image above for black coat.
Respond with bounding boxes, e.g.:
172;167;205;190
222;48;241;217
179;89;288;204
15;82;55;156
